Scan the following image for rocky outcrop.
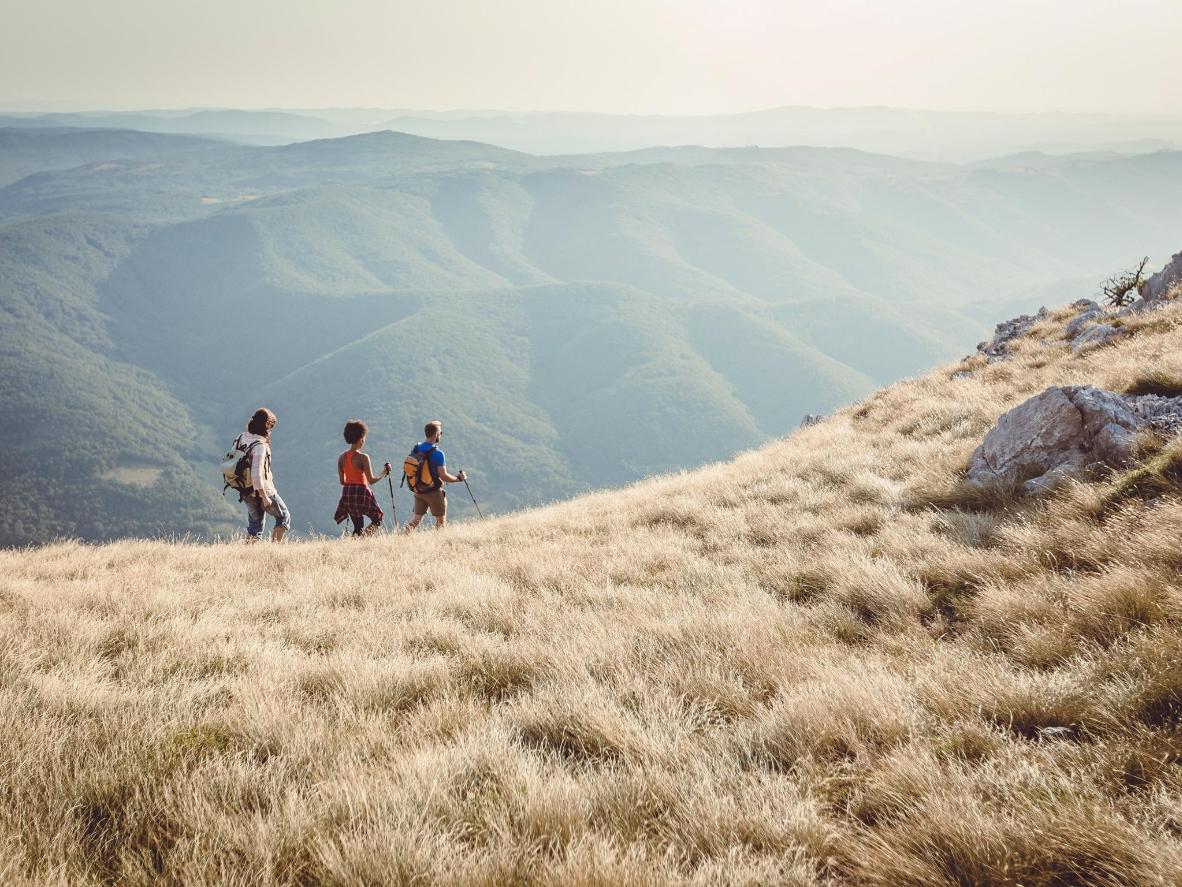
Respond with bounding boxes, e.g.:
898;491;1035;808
967;385;1182;494
972;255;1181;367
1142;250;1182;302
1058;300;1127;354
1064;303;1105;338
1071;322;1120;354
974;298;1130;363
799;413;825;428
976;309;1049;362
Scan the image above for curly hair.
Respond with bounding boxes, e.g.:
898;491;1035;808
247;408;277;439
343;419;368;445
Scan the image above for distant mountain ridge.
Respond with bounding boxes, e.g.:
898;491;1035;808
0;126;226;186
1;126;1181;544
2;105;1181;158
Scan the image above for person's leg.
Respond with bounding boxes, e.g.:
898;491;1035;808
265;494;291;543
431;490;447;529
350;514;364;536
244;495;265;541
363;519;381;537
404;493;427;533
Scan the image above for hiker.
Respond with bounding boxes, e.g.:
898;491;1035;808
237;407;290;542
334;419;391;537
403;420;467;531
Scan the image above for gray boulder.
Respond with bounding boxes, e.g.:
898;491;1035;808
1064;307;1105;339
1022;463;1081;497
966;385;1182;493
1071;323;1121;353
1143;250;1182;302
1056;300;1130;353
799;413;825;428
968;388;1086;489
976;307;1050;362
1117;298;1169;318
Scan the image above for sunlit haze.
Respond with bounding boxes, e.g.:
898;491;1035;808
3;0;1181;114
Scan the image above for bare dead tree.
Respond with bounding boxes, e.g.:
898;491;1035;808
1100;257;1150;308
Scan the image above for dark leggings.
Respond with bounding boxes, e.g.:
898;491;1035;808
350;515;380;535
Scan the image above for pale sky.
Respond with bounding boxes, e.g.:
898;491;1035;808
3;0;1180;115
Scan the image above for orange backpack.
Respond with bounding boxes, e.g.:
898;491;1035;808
402;446;440;493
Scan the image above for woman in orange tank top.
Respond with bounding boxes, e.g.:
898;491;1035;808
341;449;367;485
334;419;391;536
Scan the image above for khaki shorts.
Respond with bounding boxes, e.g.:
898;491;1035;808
413;489;447;518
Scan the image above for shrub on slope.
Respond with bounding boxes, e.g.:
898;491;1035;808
1;301;1181;885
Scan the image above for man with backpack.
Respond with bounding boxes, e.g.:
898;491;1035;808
402;420;467;531
221;407;291;542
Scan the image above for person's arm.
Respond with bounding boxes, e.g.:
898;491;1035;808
358;453;390;485
255;443;272;506
337;452;347;486
436;460;467;484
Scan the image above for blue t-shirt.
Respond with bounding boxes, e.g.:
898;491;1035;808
414;441;445;471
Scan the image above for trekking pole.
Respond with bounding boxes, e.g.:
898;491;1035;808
462;474;484;520
386;469;398;531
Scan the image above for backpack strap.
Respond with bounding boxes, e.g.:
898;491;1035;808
423;446;440;489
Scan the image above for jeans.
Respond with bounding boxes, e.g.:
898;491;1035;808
244;492;291;538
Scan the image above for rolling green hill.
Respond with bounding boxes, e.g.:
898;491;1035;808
0;215;237;544
2;128;1181;543
0;127;228;187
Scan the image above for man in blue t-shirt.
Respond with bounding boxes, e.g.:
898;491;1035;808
404;419;468;531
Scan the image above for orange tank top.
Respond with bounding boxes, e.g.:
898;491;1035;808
341;450;367;485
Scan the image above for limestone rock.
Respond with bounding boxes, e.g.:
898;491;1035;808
1023;463;1082;497
1143;250;1182;302
799;414;825;428
1118;298;1169;318
1093;423;1138;466
1071;323;1121;353
966;385;1182;491
1064;307;1104;339
1069;387;1138;438
967;388;1084;486
976;308;1049;362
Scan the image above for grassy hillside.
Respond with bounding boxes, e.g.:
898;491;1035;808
2;297;1181;885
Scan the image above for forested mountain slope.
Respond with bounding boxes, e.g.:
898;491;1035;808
1;129;1181;542
0;127;226;187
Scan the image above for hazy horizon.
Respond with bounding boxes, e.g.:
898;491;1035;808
4;0;1181;116
5;102;1182;120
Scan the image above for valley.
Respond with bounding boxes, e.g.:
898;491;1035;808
2;127;1181;542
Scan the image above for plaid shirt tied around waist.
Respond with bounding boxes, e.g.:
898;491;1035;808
334;484;384;525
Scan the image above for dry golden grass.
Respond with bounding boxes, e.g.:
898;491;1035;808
3;302;1182;885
